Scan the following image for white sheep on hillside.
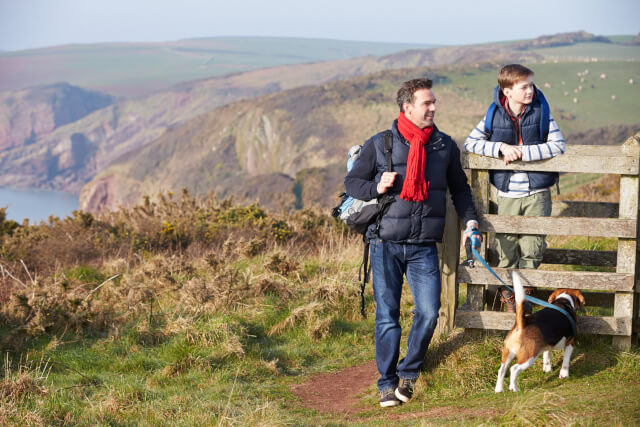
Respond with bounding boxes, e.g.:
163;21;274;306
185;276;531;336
611;95;616;100
573;98;578;103
630;79;634;85
600;73;606;79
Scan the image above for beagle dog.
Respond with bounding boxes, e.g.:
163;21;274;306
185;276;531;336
495;271;585;392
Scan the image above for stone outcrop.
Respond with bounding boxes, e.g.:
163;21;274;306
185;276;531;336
0;83;113;152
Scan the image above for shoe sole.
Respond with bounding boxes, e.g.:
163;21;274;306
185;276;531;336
395;389;411;403
380;400;401;407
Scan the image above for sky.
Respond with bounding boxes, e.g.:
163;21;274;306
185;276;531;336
0;0;638;51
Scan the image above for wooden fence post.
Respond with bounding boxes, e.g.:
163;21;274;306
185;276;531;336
436;197;461;337
613;136;640;349
456;138;639;342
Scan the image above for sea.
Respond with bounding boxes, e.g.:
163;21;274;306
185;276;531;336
0;187;79;223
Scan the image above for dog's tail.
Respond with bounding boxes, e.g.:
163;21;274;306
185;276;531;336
512;270;525;331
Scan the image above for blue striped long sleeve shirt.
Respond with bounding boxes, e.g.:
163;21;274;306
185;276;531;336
464;114;565;197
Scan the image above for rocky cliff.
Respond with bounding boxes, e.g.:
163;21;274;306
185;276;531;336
0;41;542;195
79;69;487;213
0;83;113;151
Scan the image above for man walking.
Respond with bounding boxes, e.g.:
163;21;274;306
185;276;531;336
345;78;479;407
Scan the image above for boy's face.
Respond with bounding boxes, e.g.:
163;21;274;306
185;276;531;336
504;75;534;106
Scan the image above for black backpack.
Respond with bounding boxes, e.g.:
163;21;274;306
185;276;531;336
331;130;394;316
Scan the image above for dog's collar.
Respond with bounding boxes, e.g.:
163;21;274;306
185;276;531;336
554;293;576;312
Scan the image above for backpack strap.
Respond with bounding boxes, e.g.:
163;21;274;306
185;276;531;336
359;237;371;317
537;89;550;142
359;130;394;318
483;102;498;137
383;130;393;172
374;131;395;237
536;89;557;193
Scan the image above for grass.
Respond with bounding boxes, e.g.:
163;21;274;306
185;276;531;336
531;42;640;61
3;323;638;425
1;179;639;424
558;172;603;194
443;60;640;135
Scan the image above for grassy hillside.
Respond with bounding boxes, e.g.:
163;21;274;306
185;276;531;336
0;193;638;425
446;59;640;135
1;32;637;202
78;51;640;212
0;39;541;195
0;37;439;97
78;68;489;212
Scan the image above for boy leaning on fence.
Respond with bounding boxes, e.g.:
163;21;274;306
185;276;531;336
464;64;566;309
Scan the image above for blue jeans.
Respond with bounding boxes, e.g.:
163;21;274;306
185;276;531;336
370;239;441;392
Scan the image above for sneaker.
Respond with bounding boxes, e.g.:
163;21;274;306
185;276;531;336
395;378;416;403
379;388;401;407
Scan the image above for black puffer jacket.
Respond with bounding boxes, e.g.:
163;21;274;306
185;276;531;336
345;120;477;244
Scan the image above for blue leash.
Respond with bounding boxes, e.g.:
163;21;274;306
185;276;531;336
465;231;578;337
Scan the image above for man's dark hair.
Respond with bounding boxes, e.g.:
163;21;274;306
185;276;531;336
396;78;433;112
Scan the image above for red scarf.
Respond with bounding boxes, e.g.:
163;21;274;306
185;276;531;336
397;112;433;201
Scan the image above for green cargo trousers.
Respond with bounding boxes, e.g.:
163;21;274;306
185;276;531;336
496;191;552;269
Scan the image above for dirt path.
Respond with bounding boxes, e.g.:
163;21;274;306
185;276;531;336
290;358;499;421
290;360;378;415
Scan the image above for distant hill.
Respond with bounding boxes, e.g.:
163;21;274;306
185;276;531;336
513;30;612;49
78;68;484;212
564;123;640;145
0;40;543;194
1;31;638;208
0;83;113;151
79;57;640;212
0;37;440;98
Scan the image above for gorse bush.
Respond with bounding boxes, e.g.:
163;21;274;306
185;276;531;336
0;190;354;352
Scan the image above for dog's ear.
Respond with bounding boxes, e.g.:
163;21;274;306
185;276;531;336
573;291;586;309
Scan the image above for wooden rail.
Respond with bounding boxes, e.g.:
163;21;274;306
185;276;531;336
439;135;640;350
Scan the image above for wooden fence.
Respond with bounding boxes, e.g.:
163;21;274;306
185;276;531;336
435;133;640;350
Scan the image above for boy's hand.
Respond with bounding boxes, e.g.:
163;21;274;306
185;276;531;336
499;144;522;165
377;172;398;194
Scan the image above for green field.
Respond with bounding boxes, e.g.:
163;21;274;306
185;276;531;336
532;42;640;61
0;37;439;97
444;58;640;136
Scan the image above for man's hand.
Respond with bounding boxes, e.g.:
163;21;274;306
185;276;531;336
498;144;522;165
377;171;398;194
462;220;482;249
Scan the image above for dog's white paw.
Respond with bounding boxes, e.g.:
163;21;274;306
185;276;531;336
543;363;552;373
559;368;569;378
508;383;519;392
495;385;504;393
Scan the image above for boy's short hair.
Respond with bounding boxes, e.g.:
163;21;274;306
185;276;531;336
498;64;534;90
397;78;433;112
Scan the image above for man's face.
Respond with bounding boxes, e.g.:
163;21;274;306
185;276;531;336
504;75;534;106
404;88;437;129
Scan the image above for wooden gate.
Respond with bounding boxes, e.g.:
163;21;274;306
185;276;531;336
436;133;640;350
